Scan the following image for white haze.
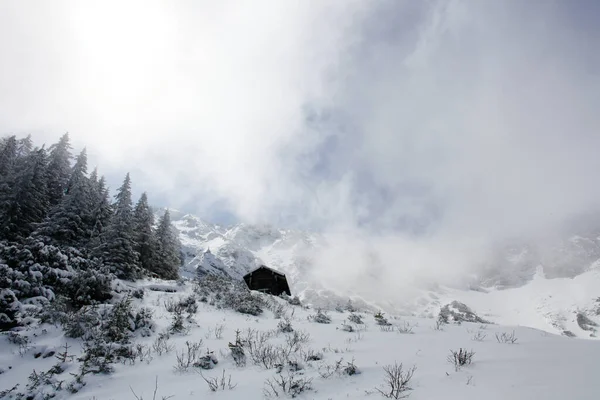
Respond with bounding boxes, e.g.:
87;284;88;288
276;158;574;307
1;0;599;300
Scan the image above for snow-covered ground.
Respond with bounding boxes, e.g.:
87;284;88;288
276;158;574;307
2;278;600;400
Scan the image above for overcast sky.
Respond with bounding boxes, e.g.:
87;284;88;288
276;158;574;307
2;0;600;296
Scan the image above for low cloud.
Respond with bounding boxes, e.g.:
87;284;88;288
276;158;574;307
1;1;599;298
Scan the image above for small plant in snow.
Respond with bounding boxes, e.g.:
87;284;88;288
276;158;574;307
447;348;475;371
495;330;518;344
319;357;360;378
169;309;189;335
277;317;294;333
340;321;355;332
228;330;246;367
308;309;331;324
396;321;414;334
374;311;392;326
174;340;204;373
471;331;487;342
199;369;237;392
302;349;323;362
348;313;364;325
56;343;75;363
194;349;219;370
152;332;175;356
345;299;357;312
134;307;155;337
205;323;226;339
264;371;313;398
129;376;174;400
380;324;395;332
375;362;416;399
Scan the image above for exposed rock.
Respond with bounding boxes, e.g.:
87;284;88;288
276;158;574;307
439;301;492;324
576;312;598;331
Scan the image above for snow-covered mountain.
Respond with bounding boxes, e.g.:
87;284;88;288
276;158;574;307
166;210;600;337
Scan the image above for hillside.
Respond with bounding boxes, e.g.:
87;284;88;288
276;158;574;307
2;278;600;400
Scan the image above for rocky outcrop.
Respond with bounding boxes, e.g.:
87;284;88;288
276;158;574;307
439;301;492;324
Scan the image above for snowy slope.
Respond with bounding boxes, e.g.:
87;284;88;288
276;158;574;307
2;279;600;400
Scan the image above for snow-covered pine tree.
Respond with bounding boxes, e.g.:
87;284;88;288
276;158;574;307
133;193;159;274
93;173;141;280
88;173;113;246
155;209;181;280
0;135;18;179
33;149;93;247
45;133;73;207
0;147;50;241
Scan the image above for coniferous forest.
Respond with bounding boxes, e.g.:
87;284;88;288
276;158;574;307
0;134;182;331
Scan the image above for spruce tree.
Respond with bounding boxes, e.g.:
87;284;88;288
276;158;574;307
0;135;17;179
33;149;93;247
0;147;50;241
155;209;181;280
46;133;72;207
133;193;159;274
93;173;141;280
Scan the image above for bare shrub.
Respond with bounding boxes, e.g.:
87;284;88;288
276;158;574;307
174;340;204;373
206;323;226;339
380;325;395;332
396;322;414;334
263;371;313;398
495;330;518;344
129;376;173;400
281;330;310;359
433;318;445;331
319;357;360;378
308;309;331;324
471;331;487;342
199;369;237;392
302;349;323;362
447;348;475;371
214;323;225;339
340;322;355;332
375;363;416;399
152;332;175;356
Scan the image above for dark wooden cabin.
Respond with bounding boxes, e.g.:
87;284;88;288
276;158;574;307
243;265;291;296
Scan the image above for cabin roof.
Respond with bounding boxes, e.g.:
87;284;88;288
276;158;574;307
243;265;286;279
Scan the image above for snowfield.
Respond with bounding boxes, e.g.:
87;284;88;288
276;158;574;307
2;278;600;400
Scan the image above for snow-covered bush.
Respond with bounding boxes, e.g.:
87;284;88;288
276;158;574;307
0;288;21;331
348;313;363;325
264;371;313;398
308;309;331;324
134;307;155;337
194;274;265;316
280;293;302;306
277;317;294;333
374;311;391;326
64;267;113;309
228;333;247;367
104;296;136;343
